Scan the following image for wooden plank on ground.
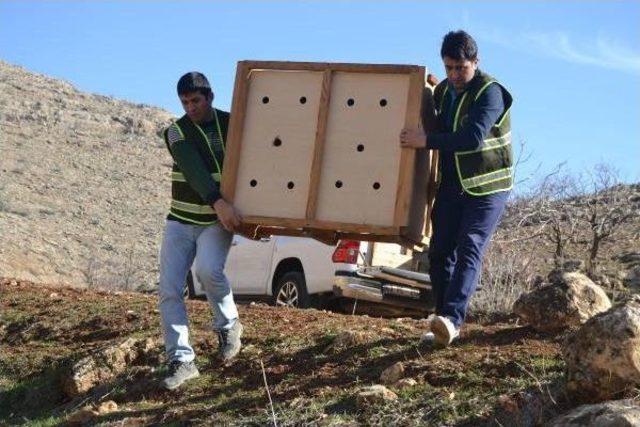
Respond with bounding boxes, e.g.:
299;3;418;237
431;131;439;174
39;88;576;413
368;270;430;290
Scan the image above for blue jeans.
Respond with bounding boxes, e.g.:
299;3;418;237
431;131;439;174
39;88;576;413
428;187;509;328
158;220;239;363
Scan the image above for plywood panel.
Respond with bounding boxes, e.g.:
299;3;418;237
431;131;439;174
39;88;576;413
315;72;410;225
233;70;324;218
371;242;413;269
224;61;432;247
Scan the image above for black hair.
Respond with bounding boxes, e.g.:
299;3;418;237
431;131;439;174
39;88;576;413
440;30;478;61
177;72;213;97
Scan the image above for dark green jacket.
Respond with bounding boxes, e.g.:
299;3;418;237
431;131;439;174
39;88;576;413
163;109;229;225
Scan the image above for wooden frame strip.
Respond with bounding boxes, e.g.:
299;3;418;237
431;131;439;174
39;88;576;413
423;150;439;238
393;68;425;227
241;216;398;235
305;69;333;220
368;270;431;290
240;225;423;248
241;60;421;74
221;61;250;202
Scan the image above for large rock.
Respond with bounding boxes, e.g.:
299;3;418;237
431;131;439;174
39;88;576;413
61;337;155;397
549;399;640;426
563;297;640;402
513;272;611;332
380;362;404;385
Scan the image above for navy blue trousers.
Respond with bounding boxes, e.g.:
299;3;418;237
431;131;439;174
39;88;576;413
428;186;509;328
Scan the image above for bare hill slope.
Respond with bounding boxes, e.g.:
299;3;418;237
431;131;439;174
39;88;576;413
0;61;174;288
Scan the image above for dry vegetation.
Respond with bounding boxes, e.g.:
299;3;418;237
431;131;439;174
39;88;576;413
471;164;640;317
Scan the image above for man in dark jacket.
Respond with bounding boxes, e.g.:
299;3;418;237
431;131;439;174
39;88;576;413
400;31;513;347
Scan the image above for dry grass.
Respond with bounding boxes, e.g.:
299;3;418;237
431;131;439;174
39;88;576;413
470;240;538;316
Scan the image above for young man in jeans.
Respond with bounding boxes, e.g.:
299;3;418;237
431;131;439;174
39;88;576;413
400;31;513;347
158;72;243;389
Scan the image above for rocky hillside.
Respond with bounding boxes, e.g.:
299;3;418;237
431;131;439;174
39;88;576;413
0;61;174;288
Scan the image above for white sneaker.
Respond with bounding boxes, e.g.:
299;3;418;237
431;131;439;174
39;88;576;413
429;315;459;347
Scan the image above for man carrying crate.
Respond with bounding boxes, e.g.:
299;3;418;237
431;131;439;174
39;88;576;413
400;30;513;347
158;72;243;389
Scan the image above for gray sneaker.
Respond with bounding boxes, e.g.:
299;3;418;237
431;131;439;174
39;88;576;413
420;332;437;346
161;360;200;390
217;321;243;362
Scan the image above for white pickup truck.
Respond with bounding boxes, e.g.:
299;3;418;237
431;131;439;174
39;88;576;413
187;235;360;308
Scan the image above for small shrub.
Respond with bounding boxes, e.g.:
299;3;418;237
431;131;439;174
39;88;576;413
471;241;537;315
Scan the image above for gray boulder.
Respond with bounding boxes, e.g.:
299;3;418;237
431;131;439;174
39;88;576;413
550;399;640;426
380;362;404;385
513;272;611;332
563;297;640;402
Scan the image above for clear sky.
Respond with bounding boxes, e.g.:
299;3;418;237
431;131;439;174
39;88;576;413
1;1;639;189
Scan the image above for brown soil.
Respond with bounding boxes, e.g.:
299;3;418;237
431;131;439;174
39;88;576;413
0;277;578;426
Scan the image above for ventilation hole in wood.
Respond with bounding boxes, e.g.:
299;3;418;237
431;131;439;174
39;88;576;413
357;144;365;152
347;98;355;107
273;137;282;147
250;179;258;187
262;96;269;104
379;98;388;107
287;181;295;189
373;182;381;190
299;96;307;104
335;180;343;188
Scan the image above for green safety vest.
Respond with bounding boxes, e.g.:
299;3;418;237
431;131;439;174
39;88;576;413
162;109;226;225
434;71;514;196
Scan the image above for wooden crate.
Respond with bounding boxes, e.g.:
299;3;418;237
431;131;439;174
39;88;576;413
222;61;437;247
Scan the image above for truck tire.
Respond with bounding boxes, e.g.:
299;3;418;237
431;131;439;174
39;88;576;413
273;271;310;309
185;271;200;300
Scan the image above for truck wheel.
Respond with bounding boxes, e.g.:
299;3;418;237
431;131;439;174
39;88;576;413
185;271;199;300
273;271;310;309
